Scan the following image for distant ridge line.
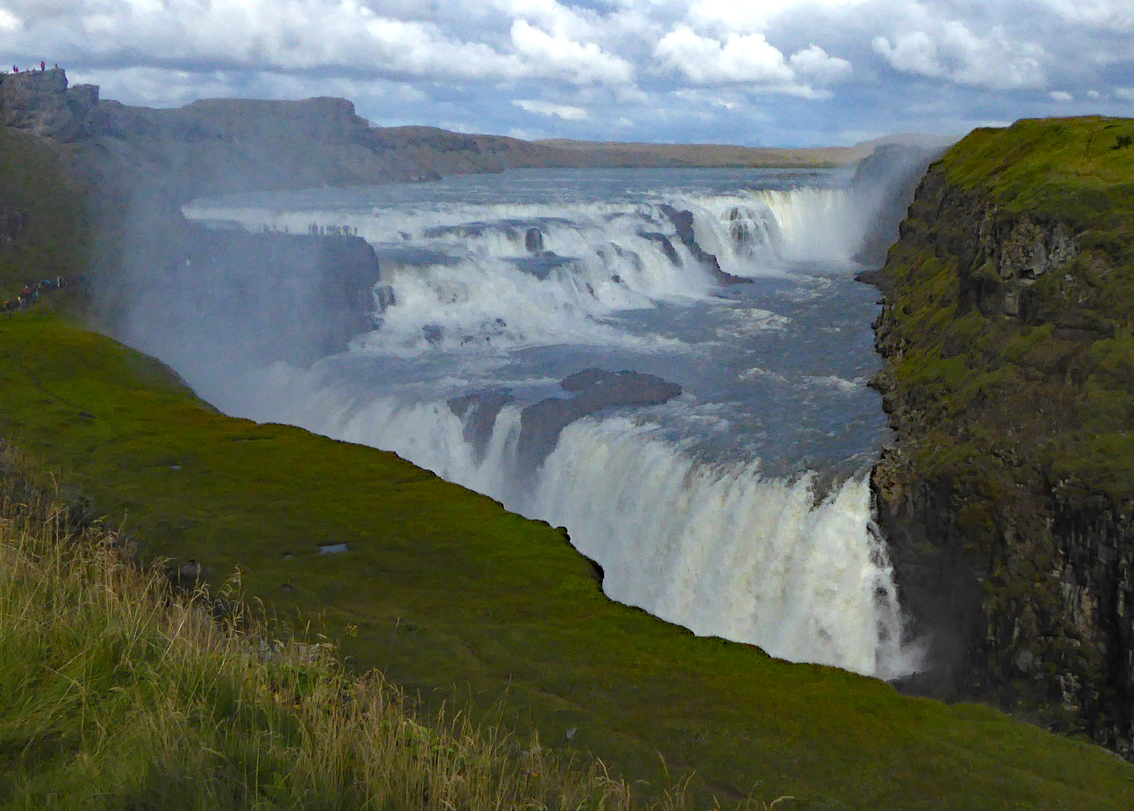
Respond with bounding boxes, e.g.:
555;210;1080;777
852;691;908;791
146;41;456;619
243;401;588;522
534;138;867;168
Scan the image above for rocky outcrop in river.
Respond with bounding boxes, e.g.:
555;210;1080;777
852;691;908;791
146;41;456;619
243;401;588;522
449;370;682;473
517;369;682;470
869;117;1134;758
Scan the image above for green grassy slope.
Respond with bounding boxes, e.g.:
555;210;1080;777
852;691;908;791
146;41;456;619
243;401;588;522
0;128;87;302
0;450;658;811
4;119;1134;809
5;314;1134;809
941;117;1134;229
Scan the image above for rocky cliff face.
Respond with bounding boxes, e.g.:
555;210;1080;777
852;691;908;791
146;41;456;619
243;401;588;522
870;118;1134;757
0;199;28;243
0;72;402;361
0;68;98;142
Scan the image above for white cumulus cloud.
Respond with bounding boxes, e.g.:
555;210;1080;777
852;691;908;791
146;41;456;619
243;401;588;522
789;44;852;84
510;19;635;85
0;0;1132;146
655;27;794;85
1039;0;1134;32
654;27;850;98
873;20;1046;90
514;98;589;119
687;0;870;36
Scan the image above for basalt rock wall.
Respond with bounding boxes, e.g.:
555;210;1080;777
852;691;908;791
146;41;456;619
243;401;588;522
870;118;1134;757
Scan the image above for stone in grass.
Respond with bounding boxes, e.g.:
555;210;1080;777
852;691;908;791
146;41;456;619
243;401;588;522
167;559;205;591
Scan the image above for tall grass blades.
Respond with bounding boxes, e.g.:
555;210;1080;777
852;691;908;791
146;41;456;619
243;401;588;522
0;445;689;811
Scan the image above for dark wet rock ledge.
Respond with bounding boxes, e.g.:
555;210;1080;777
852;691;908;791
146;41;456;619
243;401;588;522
519;369;682;470
448;370;682;473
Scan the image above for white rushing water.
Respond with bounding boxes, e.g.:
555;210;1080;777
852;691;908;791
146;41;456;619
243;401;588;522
170;167;922;680
533;421;909;678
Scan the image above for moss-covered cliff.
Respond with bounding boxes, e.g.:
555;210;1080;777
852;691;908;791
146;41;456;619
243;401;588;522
870;116;1134;756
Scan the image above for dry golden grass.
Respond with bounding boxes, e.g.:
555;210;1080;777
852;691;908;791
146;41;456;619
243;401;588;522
0;446;741;811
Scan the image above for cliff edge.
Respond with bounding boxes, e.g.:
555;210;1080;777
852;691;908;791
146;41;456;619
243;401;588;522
0;68;99;142
871;116;1134;757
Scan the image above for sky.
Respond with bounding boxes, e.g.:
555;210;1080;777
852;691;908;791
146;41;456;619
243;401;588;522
2;0;1133;147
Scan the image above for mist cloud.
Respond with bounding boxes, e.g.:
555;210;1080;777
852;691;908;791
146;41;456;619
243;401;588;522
3;0;1132;144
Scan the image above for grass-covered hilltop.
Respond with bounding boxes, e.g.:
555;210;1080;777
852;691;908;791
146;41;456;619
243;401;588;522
870;116;1134;754
3;66;1134;808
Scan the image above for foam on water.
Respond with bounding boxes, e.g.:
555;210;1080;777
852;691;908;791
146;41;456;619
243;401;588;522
684;187;871;274
194;199;740;354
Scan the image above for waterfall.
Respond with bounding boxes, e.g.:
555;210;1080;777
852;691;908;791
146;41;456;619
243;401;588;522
168;166;921;681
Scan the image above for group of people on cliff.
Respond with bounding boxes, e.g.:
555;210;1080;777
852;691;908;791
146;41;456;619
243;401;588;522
308;223;359;237
251;223;358;238
2;275;83;314
9;62;54;74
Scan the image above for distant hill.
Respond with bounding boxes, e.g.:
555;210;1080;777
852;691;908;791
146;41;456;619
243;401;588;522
538;133;956;170
537;138;869;168
1;68;907;210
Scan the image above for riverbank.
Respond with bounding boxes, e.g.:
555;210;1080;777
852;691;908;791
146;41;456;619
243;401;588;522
12;298;1134;810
